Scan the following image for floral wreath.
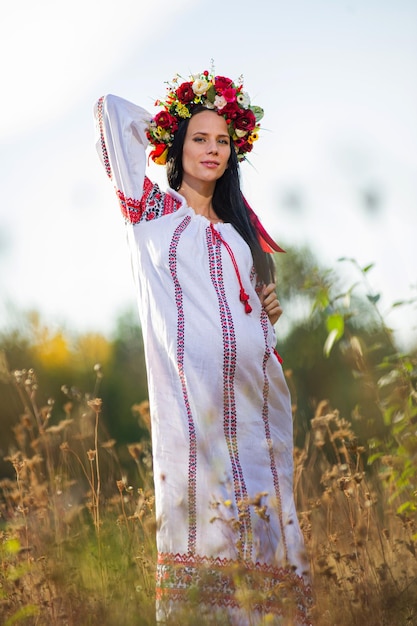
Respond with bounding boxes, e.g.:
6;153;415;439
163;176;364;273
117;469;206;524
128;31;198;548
146;69;264;165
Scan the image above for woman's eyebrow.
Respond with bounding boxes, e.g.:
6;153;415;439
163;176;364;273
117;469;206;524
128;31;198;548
191;131;230;138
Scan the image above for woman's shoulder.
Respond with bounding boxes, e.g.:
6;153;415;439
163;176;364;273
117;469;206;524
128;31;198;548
121;177;183;225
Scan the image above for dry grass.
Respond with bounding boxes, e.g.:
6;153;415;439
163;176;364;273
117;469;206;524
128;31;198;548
1;366;417;625
1;369;156;625
299;402;417;626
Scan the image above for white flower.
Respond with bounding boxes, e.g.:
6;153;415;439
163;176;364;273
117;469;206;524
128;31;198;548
192;78;209;95
235;128;247;138
213;95;227;110
237;91;251;108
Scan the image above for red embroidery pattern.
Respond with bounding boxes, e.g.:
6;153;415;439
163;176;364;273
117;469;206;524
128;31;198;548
116;178;182;224
96;96;112;179
163;192;179;216
206;228;252;558
260;312;288;561
156;551;313;624
169;216;197;554
116;189;142;223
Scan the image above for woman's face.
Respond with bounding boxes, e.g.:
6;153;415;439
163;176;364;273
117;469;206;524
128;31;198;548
181;110;231;188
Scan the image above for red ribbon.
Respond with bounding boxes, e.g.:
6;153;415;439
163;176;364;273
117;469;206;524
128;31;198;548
243;197;285;254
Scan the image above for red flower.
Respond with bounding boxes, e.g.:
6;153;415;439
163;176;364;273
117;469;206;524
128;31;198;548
234;108;256;132
236;140;253;155
219;102;240;120
176;81;195;103
234;137;248;148
214;75;233;92
149;143;168;164
154;111;178;131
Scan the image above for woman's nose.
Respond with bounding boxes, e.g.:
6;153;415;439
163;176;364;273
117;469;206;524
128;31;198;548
207;140;218;154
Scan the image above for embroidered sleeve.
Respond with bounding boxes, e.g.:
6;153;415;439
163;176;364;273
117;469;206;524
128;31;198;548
118;177;181;224
94;94;180;225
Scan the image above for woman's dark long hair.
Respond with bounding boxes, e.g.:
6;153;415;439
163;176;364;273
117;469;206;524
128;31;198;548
166;108;275;285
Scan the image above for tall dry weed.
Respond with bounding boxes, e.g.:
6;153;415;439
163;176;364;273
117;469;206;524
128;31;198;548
293;400;417;626
0;363;156;625
1;350;417;624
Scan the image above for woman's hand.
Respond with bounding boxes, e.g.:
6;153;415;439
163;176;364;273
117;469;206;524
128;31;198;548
261;283;283;325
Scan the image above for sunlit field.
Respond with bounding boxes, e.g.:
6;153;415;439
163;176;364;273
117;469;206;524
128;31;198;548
1;252;416;625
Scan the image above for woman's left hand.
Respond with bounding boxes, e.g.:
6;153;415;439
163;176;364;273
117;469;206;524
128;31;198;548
261;283;283;325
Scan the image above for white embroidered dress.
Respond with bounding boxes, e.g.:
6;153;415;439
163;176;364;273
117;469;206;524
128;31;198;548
95;95;311;625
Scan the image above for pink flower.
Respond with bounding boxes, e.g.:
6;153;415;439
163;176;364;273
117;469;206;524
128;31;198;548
213;94;227;110
222;87;237;103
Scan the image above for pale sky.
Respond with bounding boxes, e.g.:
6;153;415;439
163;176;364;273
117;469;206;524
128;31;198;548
1;0;416;346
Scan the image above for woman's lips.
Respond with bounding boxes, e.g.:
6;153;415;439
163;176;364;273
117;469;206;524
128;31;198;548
201;160;219;168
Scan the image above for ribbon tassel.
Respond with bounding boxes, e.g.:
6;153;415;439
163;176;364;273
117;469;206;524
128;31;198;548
239;287;252;314
210;224;252;315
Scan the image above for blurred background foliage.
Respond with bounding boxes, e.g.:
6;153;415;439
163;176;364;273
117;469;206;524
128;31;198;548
0;308;149;480
1;243;415;478
1;243;417;625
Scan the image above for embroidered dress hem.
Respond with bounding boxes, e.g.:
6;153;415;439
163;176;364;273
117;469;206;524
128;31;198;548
156;550;312;625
